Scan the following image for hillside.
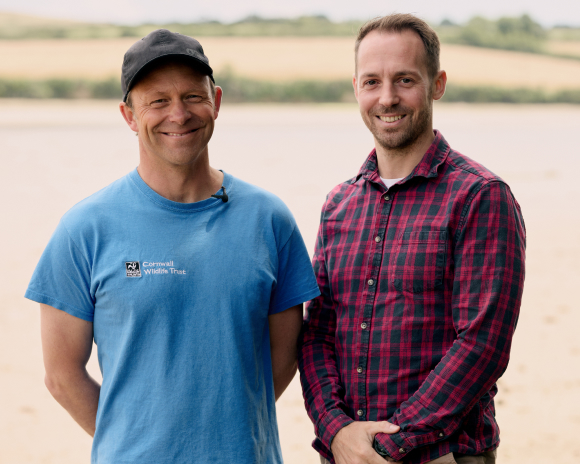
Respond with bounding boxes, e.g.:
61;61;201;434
0;12;363;39
0;12;92;39
2;12;580;102
1;37;580;92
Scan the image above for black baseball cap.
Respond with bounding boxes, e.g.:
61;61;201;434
121;29;214;102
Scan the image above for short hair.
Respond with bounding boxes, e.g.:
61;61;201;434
355;13;440;79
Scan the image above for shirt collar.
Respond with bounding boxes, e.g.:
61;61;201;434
355;130;450;187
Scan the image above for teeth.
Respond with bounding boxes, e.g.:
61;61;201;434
379;115;403;122
167;132;188;136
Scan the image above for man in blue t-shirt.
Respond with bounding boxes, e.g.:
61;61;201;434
26;30;320;464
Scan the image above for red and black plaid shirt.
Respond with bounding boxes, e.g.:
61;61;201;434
299;131;526;464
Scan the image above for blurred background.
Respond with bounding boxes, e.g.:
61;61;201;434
1;1;579;463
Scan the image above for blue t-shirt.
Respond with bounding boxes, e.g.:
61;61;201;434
26;170;320;464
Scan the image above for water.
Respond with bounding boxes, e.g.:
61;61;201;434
0;100;579;463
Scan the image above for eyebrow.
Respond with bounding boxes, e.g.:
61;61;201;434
359;72;380;79
144;88;207;99
394;70;422;78
359;70;423;80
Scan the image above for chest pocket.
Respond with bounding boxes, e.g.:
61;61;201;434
392;229;447;293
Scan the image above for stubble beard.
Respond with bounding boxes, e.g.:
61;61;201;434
366;99;433;155
148;121;213;168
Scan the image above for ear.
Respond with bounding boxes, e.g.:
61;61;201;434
119;102;138;133
432;70;447;101
213;86;223;120
352;74;359;101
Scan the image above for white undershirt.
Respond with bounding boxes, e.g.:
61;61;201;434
380;177;404;189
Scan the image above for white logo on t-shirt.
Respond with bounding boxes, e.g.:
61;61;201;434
125;261;142;277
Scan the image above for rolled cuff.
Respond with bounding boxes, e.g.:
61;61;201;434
316;409;354;451
374;432;412;461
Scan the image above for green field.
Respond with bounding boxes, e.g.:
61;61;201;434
2;12;580;103
1;11;579;58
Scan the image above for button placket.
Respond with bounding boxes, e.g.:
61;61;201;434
357;189;392;427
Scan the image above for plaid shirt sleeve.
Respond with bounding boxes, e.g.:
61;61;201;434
298;201;355;452
374;180;526;461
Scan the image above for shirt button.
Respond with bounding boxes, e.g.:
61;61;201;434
399;448;406;453
357;366;363;373
375;236;381;243
384;194;390;200
439;432;444;437
368;279;375;286
361;322;367;329
357;409;364;417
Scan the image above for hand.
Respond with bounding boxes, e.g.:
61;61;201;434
382;456;402;463
330;421;402;464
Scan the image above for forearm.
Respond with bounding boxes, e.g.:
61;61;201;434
41;304;99;435
273;359;297;401
374;332;511;459
269;304;303;401
299;323;354;449
45;368;100;436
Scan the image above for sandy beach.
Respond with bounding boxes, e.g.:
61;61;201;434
0;100;578;463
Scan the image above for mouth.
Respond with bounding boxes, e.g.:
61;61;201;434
162;128;199;137
377;115;405;123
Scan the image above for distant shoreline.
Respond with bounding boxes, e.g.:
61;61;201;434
1;77;580;104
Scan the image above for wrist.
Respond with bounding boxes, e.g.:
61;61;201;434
320;411;354;451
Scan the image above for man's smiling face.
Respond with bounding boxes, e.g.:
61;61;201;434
122;60;221;169
354;29;443;155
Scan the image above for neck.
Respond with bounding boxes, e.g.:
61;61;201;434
137;151;223;203
375;128;435;179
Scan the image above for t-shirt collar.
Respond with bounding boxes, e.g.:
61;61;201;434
128;169;234;212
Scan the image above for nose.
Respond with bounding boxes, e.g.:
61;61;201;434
168;100;191;126
378;82;399;108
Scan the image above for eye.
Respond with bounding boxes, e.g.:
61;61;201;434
400;78;412;84
365;79;378;86
150;99;167;107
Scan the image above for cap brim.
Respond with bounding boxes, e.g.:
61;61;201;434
123;53;214;102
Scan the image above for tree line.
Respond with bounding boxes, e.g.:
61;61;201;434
2;74;580;104
1;13;579;56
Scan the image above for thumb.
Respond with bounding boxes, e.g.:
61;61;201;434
372;420;400;435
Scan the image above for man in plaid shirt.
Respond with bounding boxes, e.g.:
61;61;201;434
298;14;526;464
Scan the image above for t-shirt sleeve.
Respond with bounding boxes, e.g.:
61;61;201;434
269;225;320;315
25;219;95;321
